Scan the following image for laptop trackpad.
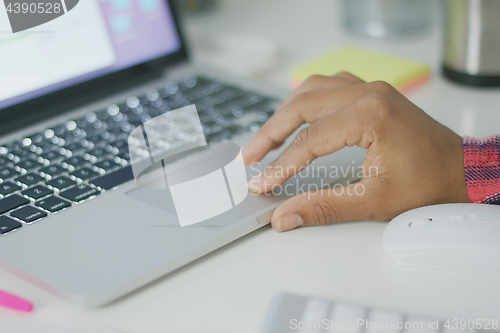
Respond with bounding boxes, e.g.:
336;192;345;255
126;185;284;230
125;166;336;231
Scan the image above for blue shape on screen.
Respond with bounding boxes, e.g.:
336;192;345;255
139;0;160;12
112;0;132;11
111;15;132;34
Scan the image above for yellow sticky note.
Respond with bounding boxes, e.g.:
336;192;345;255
291;47;430;92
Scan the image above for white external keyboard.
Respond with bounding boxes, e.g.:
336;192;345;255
261;293;499;333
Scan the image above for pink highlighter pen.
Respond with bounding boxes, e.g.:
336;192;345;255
0;289;33;312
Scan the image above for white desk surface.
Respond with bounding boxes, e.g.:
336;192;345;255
1;1;500;332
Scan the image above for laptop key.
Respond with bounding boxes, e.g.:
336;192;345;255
32;140;58;153
94;159;119;172
107;139;128;152
0;194;30;215
62;156;87;169
3;142;22;154
84;132;110;146
90;166;134;190
60;184;100;202
109;126;130;138
85;148;108;161
11;205;47;223
82;130;102;142
40;150;64;163
104;118;123;131
95;109;109;120
0;167;19;180
116;151;130;163
16;158;43;171
9;148;33;161
36;196;71;213
56;131;80;144
39;164;66;177
24;133;43;144
73;116;88;128
15;173;44;186
0;216;22;235
53;124;66;136
63;141;85;153
0;181;21;196
70;167;99;180
46;176;76;189
22;185;53;200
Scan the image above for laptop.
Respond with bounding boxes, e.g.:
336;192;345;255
0;0;364;306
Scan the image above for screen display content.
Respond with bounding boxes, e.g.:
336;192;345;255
0;0;181;109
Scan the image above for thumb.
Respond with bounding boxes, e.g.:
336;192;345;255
270;181;378;232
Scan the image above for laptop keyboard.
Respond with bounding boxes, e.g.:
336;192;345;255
262;293;499;333
0;76;280;235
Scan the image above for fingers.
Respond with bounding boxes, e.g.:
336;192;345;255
242;73;365;165
270;181;380;232
248;97;377;193
330;71;365;84
242;81;378;165
280;72;365;108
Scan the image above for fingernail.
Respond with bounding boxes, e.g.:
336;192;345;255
248;173;262;193
236;150;245;165
241;143;250;158
276;214;303;232
241;144;252;165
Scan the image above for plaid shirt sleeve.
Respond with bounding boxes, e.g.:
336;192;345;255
463;135;500;205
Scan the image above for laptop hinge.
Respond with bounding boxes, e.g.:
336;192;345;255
0;67;162;136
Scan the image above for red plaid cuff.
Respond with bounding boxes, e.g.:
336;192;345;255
463;135;500;205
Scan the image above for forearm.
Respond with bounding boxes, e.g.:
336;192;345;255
463;135;500;205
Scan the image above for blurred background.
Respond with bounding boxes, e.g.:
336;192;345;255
175;0;440;86
172;0;500;139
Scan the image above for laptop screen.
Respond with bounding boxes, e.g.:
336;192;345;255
0;0;182;110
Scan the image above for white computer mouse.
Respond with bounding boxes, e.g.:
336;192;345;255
382;203;500;274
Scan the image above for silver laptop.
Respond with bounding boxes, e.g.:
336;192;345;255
0;0;363;306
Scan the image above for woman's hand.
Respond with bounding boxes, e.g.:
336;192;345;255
242;73;469;232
